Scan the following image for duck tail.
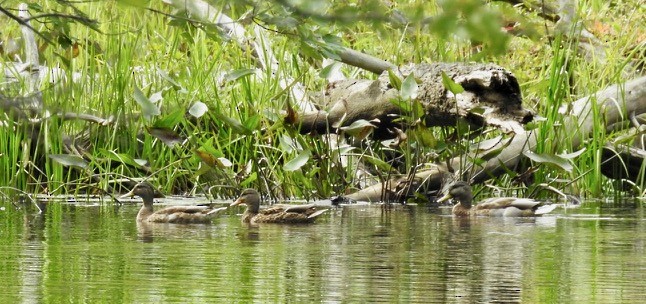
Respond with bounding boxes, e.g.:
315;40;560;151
534;203;558;215
207;206;228;217
307;209;328;219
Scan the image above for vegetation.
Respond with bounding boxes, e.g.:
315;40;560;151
0;0;643;201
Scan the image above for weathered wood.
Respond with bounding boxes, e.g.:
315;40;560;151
296;62;533;139
346;75;646;202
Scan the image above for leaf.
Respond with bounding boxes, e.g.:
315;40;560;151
558;148;586;159
319;61;342;80
133;85;160;120
240;172;258;187
154;108;184;129
224;68;257;82
400;74;419;100
147;127;185;147
387;70;402;90
413;126;436;148
284;149;311;171
523;151;573;172
49;154;88;169
213;112;252;135
244;114;261;131
279;134;296;153
390;98;411;112
156;67;182;89
194;150;231;168
339;119;376;140
441;71;464;94
188;101;208;118
99;149;147;168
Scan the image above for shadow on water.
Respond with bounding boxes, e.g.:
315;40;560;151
0;197;644;302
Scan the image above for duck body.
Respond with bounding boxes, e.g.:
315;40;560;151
439;181;551;217
122;183;227;224
137;204;227;224
231;189;327;224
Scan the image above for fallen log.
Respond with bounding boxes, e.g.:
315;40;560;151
295;62;534;139
346;75;646;202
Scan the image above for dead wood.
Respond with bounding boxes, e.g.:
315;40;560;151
295;62;534;139
346;75;646;202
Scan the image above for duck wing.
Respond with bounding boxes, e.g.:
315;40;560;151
476;197;541;210
146;206;228;224
154;205;210;214
253;211;311;224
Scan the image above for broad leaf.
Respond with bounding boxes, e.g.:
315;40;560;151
441;71;464;94
523;151;573;172
387;70;402;90
284;149;311;171
49;154;88;169
214;112;252;135
154;108;184;128
224;68;257;82
147;127;185;147
340;119;376;140
401;74;419;100
188;101;208;118
133;85;160;120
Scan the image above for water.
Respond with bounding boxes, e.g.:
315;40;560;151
0;198;644;303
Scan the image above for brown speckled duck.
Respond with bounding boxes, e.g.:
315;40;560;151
438;181;555;217
121;183;227;224
230;189;327;224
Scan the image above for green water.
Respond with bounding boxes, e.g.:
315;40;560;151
0;199;644;303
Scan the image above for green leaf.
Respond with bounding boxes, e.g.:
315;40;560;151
156;67;182;90
49;154;88;169
523;151;573;172
340;119;376;140
400;74;419;100
147;127;185;147
390;98;411;112
319;62;342;80
240;172;258;188
387;70;402;90
133;85;160;120
99;149;147;168
284;149;311;171
213;112;252;135
224;69;256;82
413;126;436;148
188;101;208;118
154;108;184;128
441;71;464;94
558;148;586;159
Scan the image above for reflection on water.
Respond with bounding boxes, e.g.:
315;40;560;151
0;200;644;302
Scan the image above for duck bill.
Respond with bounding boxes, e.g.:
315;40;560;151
119;189;136;199
230;197;245;207
437;194;452;203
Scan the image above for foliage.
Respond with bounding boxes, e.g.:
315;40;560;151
0;0;643;200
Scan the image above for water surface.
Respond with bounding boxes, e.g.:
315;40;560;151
0;198;644;303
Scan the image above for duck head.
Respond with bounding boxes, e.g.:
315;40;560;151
120;182;164;205
230;188;261;213
437;181;473;208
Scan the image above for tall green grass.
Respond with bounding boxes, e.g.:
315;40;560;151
0;0;642;200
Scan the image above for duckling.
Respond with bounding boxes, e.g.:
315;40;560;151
438;181;554;217
230;189;327;224
121;182;227;224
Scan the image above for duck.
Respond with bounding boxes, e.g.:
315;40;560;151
230;188;328;224
121;182;228;224
437;181;555;217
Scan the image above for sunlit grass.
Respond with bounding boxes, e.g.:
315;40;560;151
0;0;642;199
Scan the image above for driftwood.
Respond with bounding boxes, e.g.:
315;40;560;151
346;75;646;201
296;62;534;139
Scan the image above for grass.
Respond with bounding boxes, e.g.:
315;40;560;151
0;0;643;200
